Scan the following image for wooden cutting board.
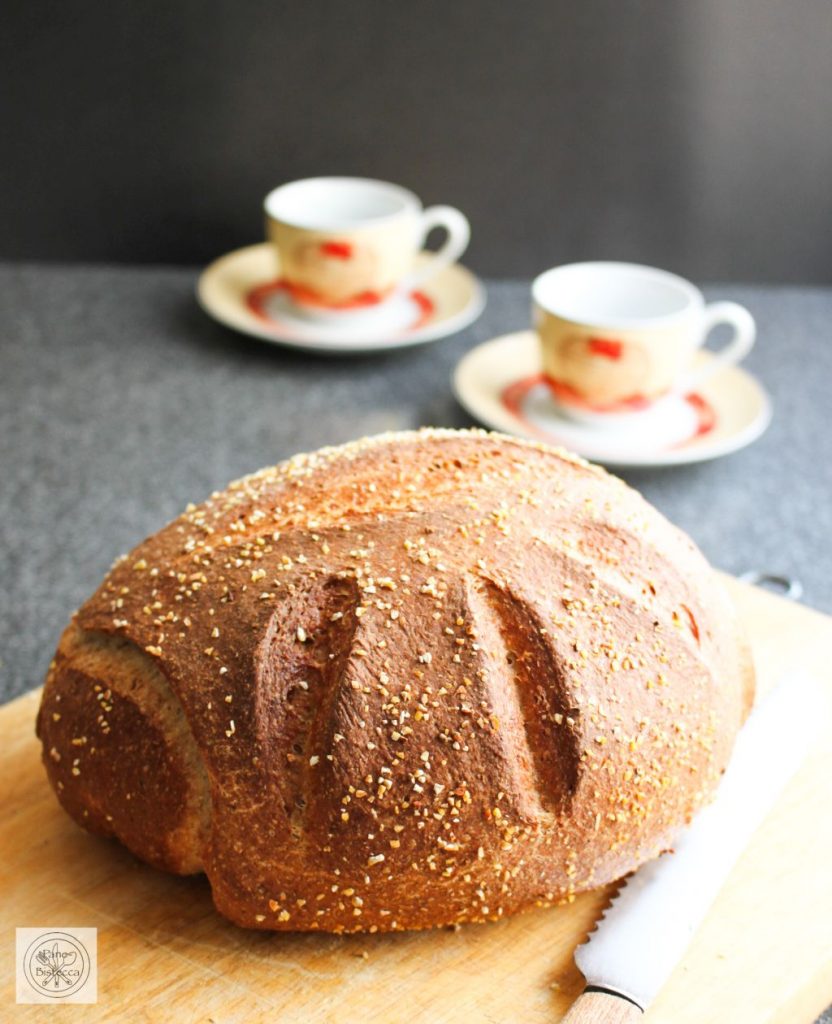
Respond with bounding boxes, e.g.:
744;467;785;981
2;578;831;1023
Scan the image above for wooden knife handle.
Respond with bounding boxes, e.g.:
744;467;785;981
561;989;643;1023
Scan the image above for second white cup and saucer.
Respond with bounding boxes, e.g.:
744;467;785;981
454;262;771;468
198;177;485;353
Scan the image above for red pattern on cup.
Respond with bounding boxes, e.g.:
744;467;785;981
319;241;353;260
587;337;624;360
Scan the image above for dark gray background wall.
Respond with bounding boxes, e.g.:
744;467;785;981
2;0;831;281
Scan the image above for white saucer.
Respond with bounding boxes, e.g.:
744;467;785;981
452;331;772;468
197;243;485;354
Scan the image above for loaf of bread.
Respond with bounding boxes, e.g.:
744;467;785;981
37;430;754;932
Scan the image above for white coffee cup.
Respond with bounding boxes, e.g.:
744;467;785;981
264;177;470;314
532;262;756;422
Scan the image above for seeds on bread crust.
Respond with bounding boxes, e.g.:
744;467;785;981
37;429;754;932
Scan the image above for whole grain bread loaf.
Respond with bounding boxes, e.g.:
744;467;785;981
37;430;754;932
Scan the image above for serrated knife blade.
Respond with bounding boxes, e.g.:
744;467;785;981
564;674;824;1021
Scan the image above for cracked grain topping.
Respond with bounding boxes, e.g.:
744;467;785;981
36;429;754;932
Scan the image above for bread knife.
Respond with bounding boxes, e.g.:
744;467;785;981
563;673;824;1023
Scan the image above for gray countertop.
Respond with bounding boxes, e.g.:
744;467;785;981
2;262;831;703
1;262;831;1022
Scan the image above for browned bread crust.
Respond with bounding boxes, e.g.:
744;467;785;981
37;429;754;932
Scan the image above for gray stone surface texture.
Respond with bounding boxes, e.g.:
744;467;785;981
1;262;831;1022
2;262;831;702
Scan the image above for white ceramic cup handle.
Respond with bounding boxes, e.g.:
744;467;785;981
679;301;756;392
404;205;471;291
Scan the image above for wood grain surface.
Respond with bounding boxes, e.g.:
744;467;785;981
562;991;643;1024
1;578;831;1022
